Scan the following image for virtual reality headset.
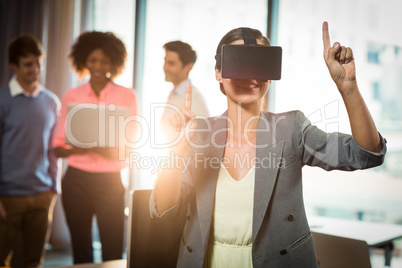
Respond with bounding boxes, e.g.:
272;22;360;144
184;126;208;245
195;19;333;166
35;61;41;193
215;28;282;81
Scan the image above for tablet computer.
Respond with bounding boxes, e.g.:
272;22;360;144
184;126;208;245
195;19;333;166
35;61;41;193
65;103;130;148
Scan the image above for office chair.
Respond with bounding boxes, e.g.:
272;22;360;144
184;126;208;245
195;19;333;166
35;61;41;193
127;189;187;268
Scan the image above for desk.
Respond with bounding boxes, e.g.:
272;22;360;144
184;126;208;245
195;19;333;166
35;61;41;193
57;259;126;268
309;215;402;267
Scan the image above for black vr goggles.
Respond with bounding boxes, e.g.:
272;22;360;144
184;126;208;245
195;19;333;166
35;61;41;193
215;27;282;81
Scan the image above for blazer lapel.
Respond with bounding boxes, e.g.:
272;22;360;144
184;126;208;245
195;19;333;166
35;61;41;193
252;113;285;242
195;113;227;254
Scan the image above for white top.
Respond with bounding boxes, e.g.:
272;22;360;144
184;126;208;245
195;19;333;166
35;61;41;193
9;75;43;97
160;79;209;145
161;79;209;121
204;163;255;268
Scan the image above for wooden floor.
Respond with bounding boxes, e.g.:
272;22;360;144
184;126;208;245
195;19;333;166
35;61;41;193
44;246;107;267
42;249;402;268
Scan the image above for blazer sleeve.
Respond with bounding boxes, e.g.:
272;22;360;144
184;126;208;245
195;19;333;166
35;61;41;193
150;148;195;222
294;110;386;171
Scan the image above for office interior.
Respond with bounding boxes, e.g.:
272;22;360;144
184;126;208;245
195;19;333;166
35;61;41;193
1;0;402;267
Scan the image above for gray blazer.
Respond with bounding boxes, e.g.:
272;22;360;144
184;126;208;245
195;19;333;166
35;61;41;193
151;110;386;268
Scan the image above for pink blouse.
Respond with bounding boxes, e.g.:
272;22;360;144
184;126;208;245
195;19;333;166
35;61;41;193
53;81;137;173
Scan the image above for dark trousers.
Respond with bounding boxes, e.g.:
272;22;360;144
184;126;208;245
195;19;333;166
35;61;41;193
62;167;125;264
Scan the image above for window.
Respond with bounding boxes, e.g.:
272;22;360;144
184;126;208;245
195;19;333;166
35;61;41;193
372;81;381;101
137;0;268;188
92;0;135;89
367;43;383;64
276;0;402;223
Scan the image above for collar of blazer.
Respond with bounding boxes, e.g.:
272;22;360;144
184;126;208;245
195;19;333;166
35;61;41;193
194;111;285;253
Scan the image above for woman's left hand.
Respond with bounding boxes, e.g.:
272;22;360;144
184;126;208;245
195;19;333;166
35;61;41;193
322;21;357;94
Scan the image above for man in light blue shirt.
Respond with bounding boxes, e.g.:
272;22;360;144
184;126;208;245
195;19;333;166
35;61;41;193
161;41;209;146
0;35;60;267
162;41;209;121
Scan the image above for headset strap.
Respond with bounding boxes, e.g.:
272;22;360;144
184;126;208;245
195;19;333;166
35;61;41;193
215;27;256;68
240;27;257;45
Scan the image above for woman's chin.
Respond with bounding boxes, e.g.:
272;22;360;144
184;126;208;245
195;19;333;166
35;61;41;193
229;97;262;107
91;75;108;82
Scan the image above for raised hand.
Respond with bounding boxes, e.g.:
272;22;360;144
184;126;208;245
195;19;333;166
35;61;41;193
167;83;197;155
154;84;197;214
322;21;357;93
322;22;382;153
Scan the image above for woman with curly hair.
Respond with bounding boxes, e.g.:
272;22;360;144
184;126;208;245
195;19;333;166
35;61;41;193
52;31;137;264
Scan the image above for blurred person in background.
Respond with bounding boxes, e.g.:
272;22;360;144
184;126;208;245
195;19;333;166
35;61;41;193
161;41;209;132
52;31;137;264
0;35;59;267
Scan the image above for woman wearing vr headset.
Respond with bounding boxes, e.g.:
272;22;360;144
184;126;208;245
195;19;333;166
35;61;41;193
150;22;386;267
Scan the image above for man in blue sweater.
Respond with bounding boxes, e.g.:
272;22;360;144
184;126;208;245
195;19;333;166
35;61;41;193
0;35;60;267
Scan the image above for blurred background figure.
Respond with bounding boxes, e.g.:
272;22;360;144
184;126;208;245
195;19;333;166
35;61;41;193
161;41;209;126
52;31;137;264
160;41;209;147
0;35;59;267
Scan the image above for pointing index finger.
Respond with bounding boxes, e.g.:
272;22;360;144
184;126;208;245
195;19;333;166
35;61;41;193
322;21;331;55
185;83;192;111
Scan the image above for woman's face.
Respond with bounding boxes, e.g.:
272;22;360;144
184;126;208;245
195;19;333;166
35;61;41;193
216;39;270;107
85;48;112;82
